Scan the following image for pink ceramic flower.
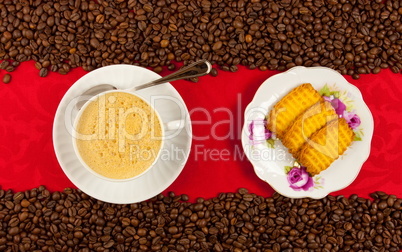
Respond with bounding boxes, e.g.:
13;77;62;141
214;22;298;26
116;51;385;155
331;98;346;115
287;167;314;191
323;96;332;102
324;96;346;116
248;119;272;145
343;111;361;129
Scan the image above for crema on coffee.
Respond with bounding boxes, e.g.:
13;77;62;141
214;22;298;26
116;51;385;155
75;92;162;180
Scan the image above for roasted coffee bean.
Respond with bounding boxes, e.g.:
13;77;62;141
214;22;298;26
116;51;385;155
209;68;218;77
0;1;401;78
229;65;238;72
188;77;199;83
0;187;401;251
5;66;15;72
167;64;176;71
391;66;400;73
2;74;11;84
352;73;360;80
20;199;30;208
0;61;9;70
153;66;163;73
221;65;230;72
39;68;48;77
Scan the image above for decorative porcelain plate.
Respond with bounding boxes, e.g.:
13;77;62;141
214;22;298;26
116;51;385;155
241;66;374;199
53;65;192;204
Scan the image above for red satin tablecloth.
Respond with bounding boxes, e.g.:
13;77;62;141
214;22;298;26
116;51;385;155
1;61;401;200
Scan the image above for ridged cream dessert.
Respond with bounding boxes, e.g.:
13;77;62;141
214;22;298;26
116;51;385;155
266;83;356;176
297;118;355;176
282;101;338;158
267;83;323;138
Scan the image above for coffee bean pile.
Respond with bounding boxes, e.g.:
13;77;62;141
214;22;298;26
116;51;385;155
0;187;401;251
0;0;402;83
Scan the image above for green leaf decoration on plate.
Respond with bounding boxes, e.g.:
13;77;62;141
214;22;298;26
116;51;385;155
319;84;331;97
313;176;324;190
354;129;364;141
267;139;275;148
284;166;292;174
319;84;341;99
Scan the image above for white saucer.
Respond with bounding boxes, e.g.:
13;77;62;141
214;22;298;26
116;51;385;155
241;66;374;199
53;65;192;204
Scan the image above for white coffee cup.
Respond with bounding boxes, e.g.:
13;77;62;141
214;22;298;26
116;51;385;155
72;90;184;182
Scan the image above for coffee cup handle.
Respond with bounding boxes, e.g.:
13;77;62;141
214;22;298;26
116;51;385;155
164;119;185;131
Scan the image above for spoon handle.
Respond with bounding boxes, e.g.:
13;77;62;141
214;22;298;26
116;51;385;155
131;59;212;91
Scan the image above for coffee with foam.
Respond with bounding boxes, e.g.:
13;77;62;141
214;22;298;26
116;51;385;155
75;91;162;180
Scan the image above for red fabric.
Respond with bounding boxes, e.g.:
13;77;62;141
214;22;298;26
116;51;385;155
1;60;401;200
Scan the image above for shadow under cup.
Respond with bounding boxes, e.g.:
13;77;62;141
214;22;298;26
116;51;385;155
72;90;165;182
